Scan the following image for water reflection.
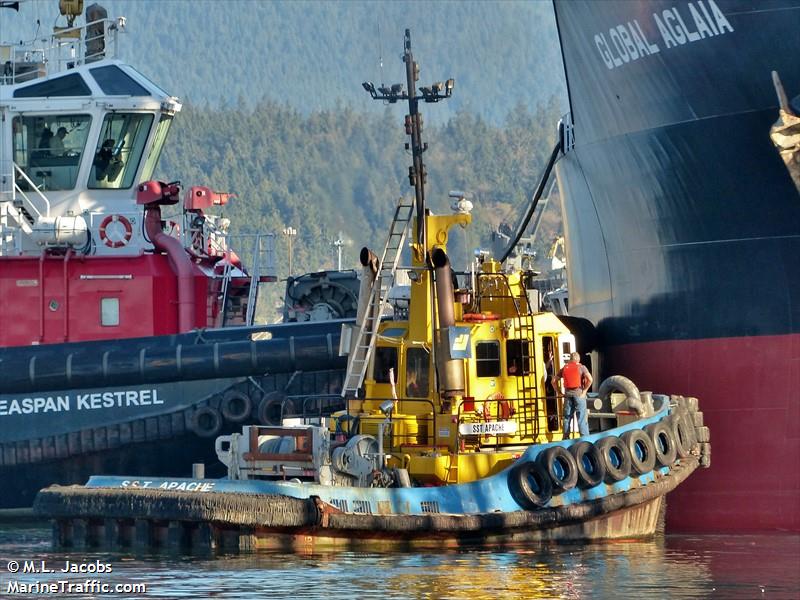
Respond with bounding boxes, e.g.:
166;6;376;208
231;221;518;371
0;524;797;599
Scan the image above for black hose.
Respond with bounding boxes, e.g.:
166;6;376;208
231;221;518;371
499;139;562;264
79;227;93;255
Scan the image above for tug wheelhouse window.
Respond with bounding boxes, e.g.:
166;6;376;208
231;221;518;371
373;347;398;384
89;113;154;189
475;341;500;378
89;65;150;96
12;73;91;98
12;115;92;191
405;347;430;398
140;114;173;181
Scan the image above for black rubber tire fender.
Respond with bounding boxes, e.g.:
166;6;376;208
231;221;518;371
595;435;632;483
257;391;295;426
621;429;657;475
508;460;553;510
568;440;606;488
669;414;694;458
538;446;579;492
220;389;253;424
191;407;222;438
646;420;678;467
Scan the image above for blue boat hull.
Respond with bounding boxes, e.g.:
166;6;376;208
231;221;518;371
34;396;705;547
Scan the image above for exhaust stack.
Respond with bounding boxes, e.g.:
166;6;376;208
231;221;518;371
432;248;464;397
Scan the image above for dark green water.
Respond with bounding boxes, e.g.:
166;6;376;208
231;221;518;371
0;523;797;599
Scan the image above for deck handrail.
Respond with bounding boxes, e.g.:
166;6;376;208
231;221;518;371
0;17;124;85
12;162;51;219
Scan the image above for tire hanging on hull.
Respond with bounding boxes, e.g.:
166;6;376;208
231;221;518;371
191;407;222;438
220;390;253;423
595;436;632;483
569;440;605;488
508;461;553;509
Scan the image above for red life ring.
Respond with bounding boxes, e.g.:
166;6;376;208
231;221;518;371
463;312;499;322
99;214;133;248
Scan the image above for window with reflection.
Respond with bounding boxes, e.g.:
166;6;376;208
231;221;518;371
89;113;154;189
12;115;92;191
140;114;173;181
405;347;430;398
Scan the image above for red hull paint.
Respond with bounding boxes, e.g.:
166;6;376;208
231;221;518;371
604;334;800;533
0;254;211;346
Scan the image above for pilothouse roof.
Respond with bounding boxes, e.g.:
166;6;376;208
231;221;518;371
2;60;178;108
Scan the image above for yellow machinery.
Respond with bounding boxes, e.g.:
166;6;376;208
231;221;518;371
336;210;576;485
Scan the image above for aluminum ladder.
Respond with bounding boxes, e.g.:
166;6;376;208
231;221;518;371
244;234;275;325
218;260;234;326
341;196;415;397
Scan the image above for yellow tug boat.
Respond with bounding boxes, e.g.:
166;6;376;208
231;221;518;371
35;29;710;551
342;209;579;487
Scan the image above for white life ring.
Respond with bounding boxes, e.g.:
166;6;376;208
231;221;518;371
99;214;133;248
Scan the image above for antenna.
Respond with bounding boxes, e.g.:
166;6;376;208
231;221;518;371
377;19;385;88
361;29;454;248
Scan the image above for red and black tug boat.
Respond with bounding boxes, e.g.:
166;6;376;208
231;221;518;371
0;1;346;510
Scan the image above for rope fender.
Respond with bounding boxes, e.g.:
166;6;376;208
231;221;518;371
34;487;320;529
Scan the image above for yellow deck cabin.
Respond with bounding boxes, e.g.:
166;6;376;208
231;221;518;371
336;210;577;485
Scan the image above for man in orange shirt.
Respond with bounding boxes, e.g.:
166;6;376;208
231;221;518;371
557;352;593;438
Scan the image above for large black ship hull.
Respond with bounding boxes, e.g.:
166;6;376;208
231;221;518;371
553;0;800;532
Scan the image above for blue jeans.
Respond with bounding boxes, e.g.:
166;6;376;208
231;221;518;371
563;392;589;438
